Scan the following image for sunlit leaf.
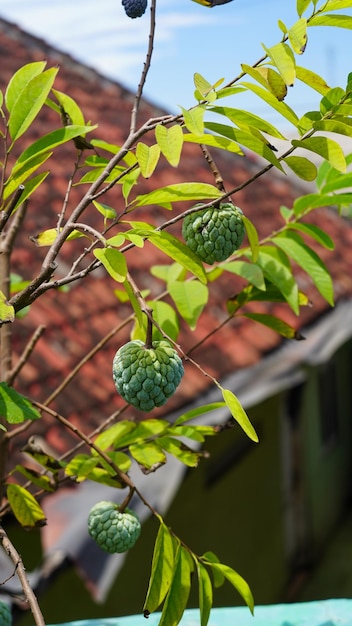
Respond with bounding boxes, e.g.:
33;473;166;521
158;545;193;626
296;66;330;95
309;14;352;29
262;42;296;86
132;183;222;208
285;222;334;249
0;383;40;423
202;560;254;614
136;142;161;178
7;484;46;528
144;522;175;614
180;105;205;135
242;215;259;262
5;61;46;111
292;136;346;172
255;246;299;313
240;81;298;126
8;68;58;141
174;402;227;425
158;436;201;467
169;279;208;329
183;133;243;155
288;17;308;54
210;106;286;139
14;466;56;492
243;312;304;340
283;155;317;181
155;125;183;167
93;247;127;282
296;0;311;16
221;388;258;442
147;231;207;284
197;561;213;626
0;291;15;323
274;231;334;305
92;200;117;220
221;261;265;290
129;441;166;470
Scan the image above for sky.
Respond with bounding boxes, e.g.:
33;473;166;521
1;0;352;133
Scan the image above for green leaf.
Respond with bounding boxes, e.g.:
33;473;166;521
221;261;265;290
296;0;311;16
241;64;287;100
174;402;227;426
135;300;180;342
5;61;47;111
0;383;40;423
158;545;193;626
242;215;259;262
168;424;216;443
221;388;258;442
136;142;161;178
194;73;213;97
240;81;299;127
255;246;299;313
274;232;334;305
262;42;296;86
313;119;352;140
183;132;243;154
197;561;213;626
94;420;137;450
144;522;175;614
132;183;222;208
148;231;207;284
291;136;346;172
204;122;284;171
52;89;85;126
155;125;183;167
288;17;308;53
32;227;85;247
129;441;166;470
202;560;254;614
309;14;352;29
210;106;286;139
93;247;127;282
112;420;169;449
285;222;334;249
65;454;100;481
180;105;205;135
8;68;58;142
0;290;15;323
6;484;46;528
4;152;51;200
158;437;201;467
13;125;97;170
293;192;352;216
169;280;208;330
14;466;56;492
283;155;317;181
92;200;117;220
243;312;305;340
296;66;330;95
201;552;225;588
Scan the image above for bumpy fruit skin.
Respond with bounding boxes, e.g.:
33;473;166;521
88;501;141;553
122;0;147;18
0;602;12;626
182;202;245;264
113;340;184;412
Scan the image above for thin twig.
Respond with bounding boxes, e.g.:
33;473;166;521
0;525;46;626
5;325;46;386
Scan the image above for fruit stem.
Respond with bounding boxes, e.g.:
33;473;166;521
119;486;135;513
145;311;154;349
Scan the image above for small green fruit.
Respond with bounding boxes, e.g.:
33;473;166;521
0;601;12;626
182;202;245;264
88;501;141;553
112;340;184;411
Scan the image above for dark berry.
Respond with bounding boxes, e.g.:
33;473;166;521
122;0;147;18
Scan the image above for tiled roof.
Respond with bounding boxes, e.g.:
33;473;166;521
1;17;352;467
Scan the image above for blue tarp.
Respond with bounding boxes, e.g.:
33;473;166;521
48;599;352;626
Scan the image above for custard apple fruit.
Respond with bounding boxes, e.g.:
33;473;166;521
113;340;184;411
88;501;141;553
122;0;147;18
182;202;245;264
0;602;11;626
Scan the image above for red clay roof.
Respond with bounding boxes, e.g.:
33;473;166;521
1;17;352;465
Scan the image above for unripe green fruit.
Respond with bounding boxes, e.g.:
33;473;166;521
182;202;245;264
88;501;141;553
112;340;184;412
0;602;11;626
